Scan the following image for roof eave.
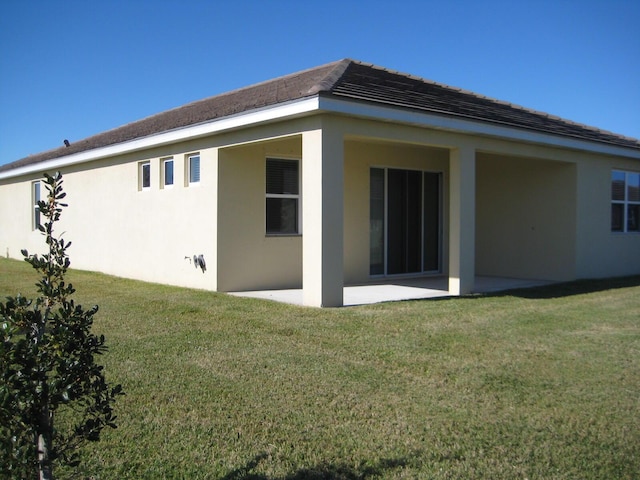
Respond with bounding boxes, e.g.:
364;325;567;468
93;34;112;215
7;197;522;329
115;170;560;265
0;96;322;180
2;92;638;181
317;95;640;160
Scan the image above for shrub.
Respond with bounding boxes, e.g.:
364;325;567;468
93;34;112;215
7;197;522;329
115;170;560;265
0;172;123;479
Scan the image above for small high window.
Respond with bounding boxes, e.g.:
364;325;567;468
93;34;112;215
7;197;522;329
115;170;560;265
163;158;174;187
266;158;300;235
188;154;200;185
32;180;42;231
140;162;151;190
611;170;640;233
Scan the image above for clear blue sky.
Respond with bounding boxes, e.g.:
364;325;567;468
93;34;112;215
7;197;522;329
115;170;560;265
1;0;638;165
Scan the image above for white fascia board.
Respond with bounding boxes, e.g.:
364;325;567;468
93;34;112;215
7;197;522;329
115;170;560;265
0;97;321;180
3;93;638;181
317;96;640;160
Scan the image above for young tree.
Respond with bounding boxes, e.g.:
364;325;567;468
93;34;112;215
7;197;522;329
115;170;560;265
0;172;123;479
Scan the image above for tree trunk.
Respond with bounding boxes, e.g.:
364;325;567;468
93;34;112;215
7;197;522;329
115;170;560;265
35;305;53;480
38;407;53;480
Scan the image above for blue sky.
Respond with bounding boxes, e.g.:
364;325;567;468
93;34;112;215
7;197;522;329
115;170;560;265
1;0;638;165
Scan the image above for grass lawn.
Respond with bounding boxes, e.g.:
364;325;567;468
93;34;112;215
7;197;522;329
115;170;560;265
1;257;639;479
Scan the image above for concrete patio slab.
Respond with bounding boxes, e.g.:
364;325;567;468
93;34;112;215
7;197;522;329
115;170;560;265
229;276;552;307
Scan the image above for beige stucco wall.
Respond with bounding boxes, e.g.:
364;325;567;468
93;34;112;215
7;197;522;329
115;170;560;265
0;178;46;260
475;152;577;281
575;154;640;278
343;139;450;284
216;137;303;291
211;128;452;291
1;139;220;291
1;112;638;297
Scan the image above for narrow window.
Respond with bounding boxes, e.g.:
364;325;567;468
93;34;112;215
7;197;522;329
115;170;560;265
163;158;174;187
140;162;151;190
612;170;640;233
266;158;299;235
32;180;42;230
188;154;200;184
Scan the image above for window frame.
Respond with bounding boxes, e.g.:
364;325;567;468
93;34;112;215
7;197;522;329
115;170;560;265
32;180;42;231
187;154;200;186
139;161;151;190
611;169;640;234
265;157;301;236
162;157;174;188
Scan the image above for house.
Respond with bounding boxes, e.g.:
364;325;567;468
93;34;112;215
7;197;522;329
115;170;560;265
1;59;639;307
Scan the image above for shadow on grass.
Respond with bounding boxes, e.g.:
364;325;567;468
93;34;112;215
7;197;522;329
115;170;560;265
488;275;640;300
220;452;420;480
421;275;640;304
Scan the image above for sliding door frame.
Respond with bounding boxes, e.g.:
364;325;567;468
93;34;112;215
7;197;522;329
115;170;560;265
370;167;443;277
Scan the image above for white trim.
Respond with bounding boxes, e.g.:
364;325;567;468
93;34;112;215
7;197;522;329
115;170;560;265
161;157;174;188
139;161;151;191
0;97;320;180
32;180;42;231
187;153;201;185
612;169;640;233
1;93;638;181
316;96;640;160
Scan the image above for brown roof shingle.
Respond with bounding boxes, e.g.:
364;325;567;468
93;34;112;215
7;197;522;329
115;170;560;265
2;59;638;173
329;61;640;149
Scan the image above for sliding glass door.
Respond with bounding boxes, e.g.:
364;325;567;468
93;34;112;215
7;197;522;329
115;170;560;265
370;168;441;276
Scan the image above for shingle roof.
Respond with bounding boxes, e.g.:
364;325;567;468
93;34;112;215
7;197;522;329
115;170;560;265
331;61;640;149
2;59;638;173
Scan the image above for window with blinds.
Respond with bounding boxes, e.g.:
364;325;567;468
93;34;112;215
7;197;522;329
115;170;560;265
32;180;42;231
188;154;200;185
266;158;299;234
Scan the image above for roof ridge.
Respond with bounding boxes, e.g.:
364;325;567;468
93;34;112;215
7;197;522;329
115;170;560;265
110;59;352;129
116;61;346;124
7;60;351;165
307;58;354;94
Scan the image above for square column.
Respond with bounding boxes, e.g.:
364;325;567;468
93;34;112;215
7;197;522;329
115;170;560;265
301;124;344;307
449;145;476;295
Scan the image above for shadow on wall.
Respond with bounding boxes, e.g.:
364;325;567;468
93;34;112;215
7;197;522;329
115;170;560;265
220;452;422;480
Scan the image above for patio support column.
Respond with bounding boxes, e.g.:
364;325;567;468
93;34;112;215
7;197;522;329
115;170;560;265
301;122;344;307
449;144;476;295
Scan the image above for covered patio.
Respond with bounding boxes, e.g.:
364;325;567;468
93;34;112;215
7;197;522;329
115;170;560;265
229;276;552;307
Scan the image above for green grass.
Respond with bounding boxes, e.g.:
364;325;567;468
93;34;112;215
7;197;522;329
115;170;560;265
1;257;639;479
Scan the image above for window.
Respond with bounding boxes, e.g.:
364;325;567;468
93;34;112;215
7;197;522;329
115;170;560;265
266;158;299;234
140;162;151;190
611;170;640;233
32;180;42;230
188;154;200;184
163;158;174;187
